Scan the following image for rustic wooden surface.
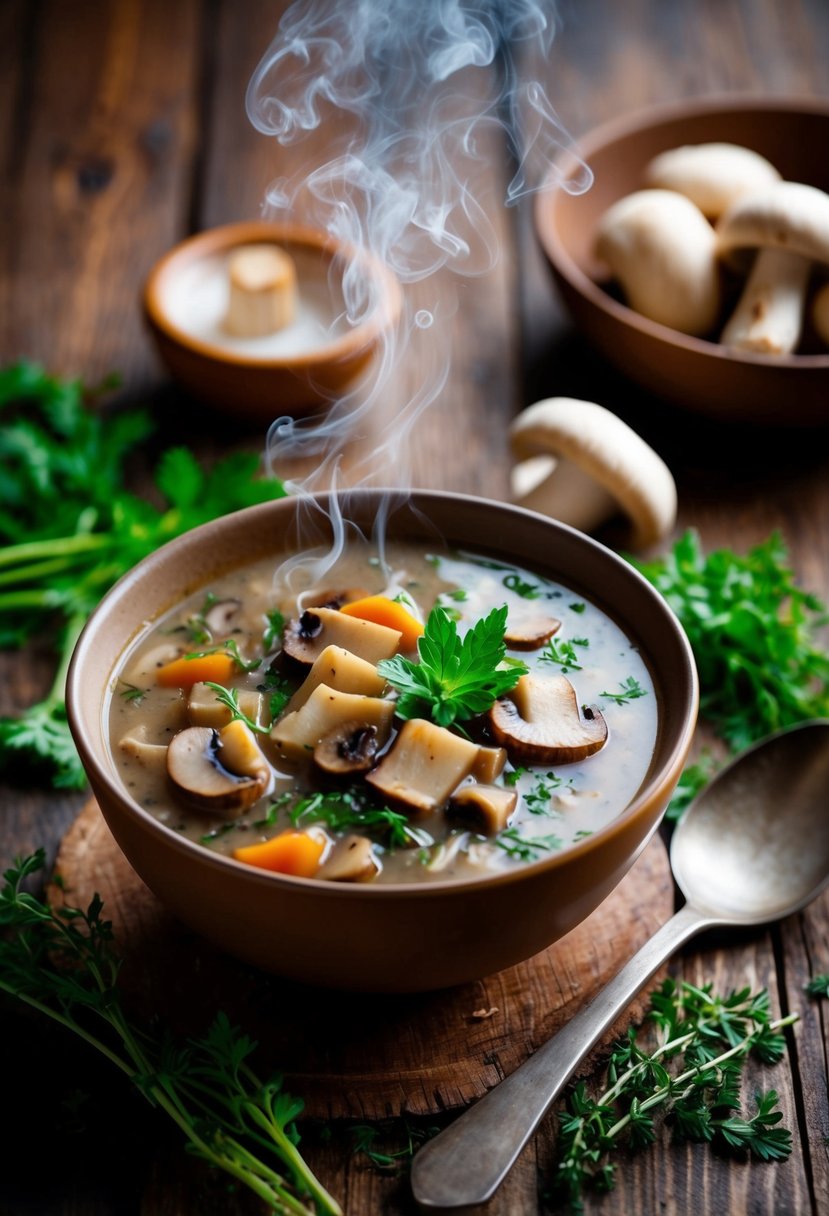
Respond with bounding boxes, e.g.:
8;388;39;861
51;801;673;1121
1;1;829;1214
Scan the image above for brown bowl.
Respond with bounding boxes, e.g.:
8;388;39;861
66;492;697;992
143;221;402;420
535;96;829;425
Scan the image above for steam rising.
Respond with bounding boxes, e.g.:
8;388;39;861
246;0;590;587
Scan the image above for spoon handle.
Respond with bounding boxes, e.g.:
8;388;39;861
411;902;711;1209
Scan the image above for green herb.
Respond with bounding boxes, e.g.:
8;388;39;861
539;638;584;673
569;602;586;614
0;363;285;788
447;588;468;602
377;605;528;729
258;665;295;719
203;682;270;735
118;682;145;704
287;789;430;850
183;592;219;644
600;677;647;706
503;766;530;788
0;851;341;1215
632;530;829;752
185;638;261;673
263;609;286;651
552;979;796;1212
805;974;829;998
495;828;562;861
524;771;565;815
349;1119;440;1174
503;572;541;600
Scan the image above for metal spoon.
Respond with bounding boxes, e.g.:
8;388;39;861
411;720;829;1210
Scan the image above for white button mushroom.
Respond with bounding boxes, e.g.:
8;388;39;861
594;189;720;335
643;143;780;219
223;244;297;338
509;398;677;550
717;182;829;355
812;280;829;348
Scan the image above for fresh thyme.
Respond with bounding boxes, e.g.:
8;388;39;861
203;682;270;735
0;852;341;1215
551;979;796;1212
349;1119;440;1174
539;638;585;673
185;638;261;673
118;682;145;704
599;677;647;706
183;592;220;644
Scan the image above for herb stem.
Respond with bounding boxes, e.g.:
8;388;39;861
0;532;113;570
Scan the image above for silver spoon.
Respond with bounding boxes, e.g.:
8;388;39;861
411;720;829;1210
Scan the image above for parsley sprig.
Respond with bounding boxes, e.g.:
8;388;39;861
0;363;285;787
275;789;430;850
0;851;341;1215
552;979;796;1211
377;604;527;729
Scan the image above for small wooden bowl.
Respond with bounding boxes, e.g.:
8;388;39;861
143;222;402;419
535;97;829;425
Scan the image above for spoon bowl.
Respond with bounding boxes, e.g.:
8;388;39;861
412;720;829;1209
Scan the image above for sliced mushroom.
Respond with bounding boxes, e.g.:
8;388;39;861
314;721;380;775
489;673;607;766
167;726;268;815
471;745;507;783
282;606;402;669
317;834;380;882
188;682;266;730
365;718;481;814
595;188;720;334
217;719;271;783
122;641;181;686
118;724;168;775
504;615;561;650
510;398;677;550
449;784;517;835
284;644;387;715
271;685;394;762
204;598;241;637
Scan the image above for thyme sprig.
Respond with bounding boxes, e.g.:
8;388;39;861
0;851;340;1215
551;979;796;1212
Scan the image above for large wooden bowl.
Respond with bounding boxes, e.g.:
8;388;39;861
535;97;829;425
66;492;697;992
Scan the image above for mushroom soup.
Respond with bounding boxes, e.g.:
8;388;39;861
108;544;658;884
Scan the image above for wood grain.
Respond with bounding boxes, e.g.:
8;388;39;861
51;799;673;1121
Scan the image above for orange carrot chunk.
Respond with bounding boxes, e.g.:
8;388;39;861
340;595;424;651
156;652;237;690
233;830;325;877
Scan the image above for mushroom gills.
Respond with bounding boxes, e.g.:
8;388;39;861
283;644;387;715
365;718;483;814
167;725;268;815
271;685;394;762
314;721;380;775
449;784;517;835
317;834;380;882
489;673;608;766
282;606;402;668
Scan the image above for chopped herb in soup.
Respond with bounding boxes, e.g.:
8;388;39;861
108;544;657;883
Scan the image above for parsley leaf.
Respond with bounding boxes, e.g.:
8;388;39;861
600;676;647;706
377;604;527;728
805;974;829;998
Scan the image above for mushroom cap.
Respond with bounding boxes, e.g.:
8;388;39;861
167;725;267;815
510;398;677;550
717;181;829;268
644;142;780;219
489;673;608;767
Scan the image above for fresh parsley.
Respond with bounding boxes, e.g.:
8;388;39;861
539;637;585;673
263;608;286;652
805;974;829;998
0;363;285;788
600;676;647;706
377;604;528;729
503;572;541;600
495;828;563;860
0;851;341;1215
285;788;430;850
551;979;796;1211
349;1119;440;1174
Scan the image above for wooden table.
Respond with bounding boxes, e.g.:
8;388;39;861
2;1;828;1213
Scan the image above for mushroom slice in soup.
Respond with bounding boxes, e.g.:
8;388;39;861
271;685;394;762
283;644;387;714
282;606;402;668
489;673;608;766
449;784;517;835
314;721;380;776
317;834;380;882
504;614;561;650
365;718;482;814
167;725;269;815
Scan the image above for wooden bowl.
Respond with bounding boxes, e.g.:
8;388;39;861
66;492;697;992
535;97;829;425
143;222;402;419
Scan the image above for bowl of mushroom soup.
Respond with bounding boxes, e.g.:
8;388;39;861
66;491;697;991
535;97;829;424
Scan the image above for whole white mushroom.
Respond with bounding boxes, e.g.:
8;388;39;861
644;142;780;219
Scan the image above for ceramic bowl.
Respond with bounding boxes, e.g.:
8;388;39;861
66;492;697;992
143;222;402;419
535;97;829;425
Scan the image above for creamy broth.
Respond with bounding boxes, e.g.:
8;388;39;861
108;543;658;884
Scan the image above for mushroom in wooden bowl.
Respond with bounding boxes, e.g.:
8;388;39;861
535;96;829;424
66;491;697;992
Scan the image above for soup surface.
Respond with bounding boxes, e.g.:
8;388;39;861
108;542;658;884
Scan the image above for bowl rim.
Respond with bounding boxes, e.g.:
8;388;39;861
67;489;698;899
535;92;829;369
143;220;403;370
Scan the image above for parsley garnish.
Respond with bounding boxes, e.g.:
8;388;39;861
539;637;585;673
284;788;430;850
118;681;145;703
0;851;341;1215
203;682;269;735
263;608;285;651
377;604;528;729
495;828;563;860
503;572;541;600
805;974;829;998
600;676;647;706
523;771;565;815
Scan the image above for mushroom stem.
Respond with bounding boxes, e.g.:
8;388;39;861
720;248;811;354
511;453;619;535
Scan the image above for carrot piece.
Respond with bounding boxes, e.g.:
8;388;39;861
233;830;325;877
340;595;424;651
156;652;237;690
